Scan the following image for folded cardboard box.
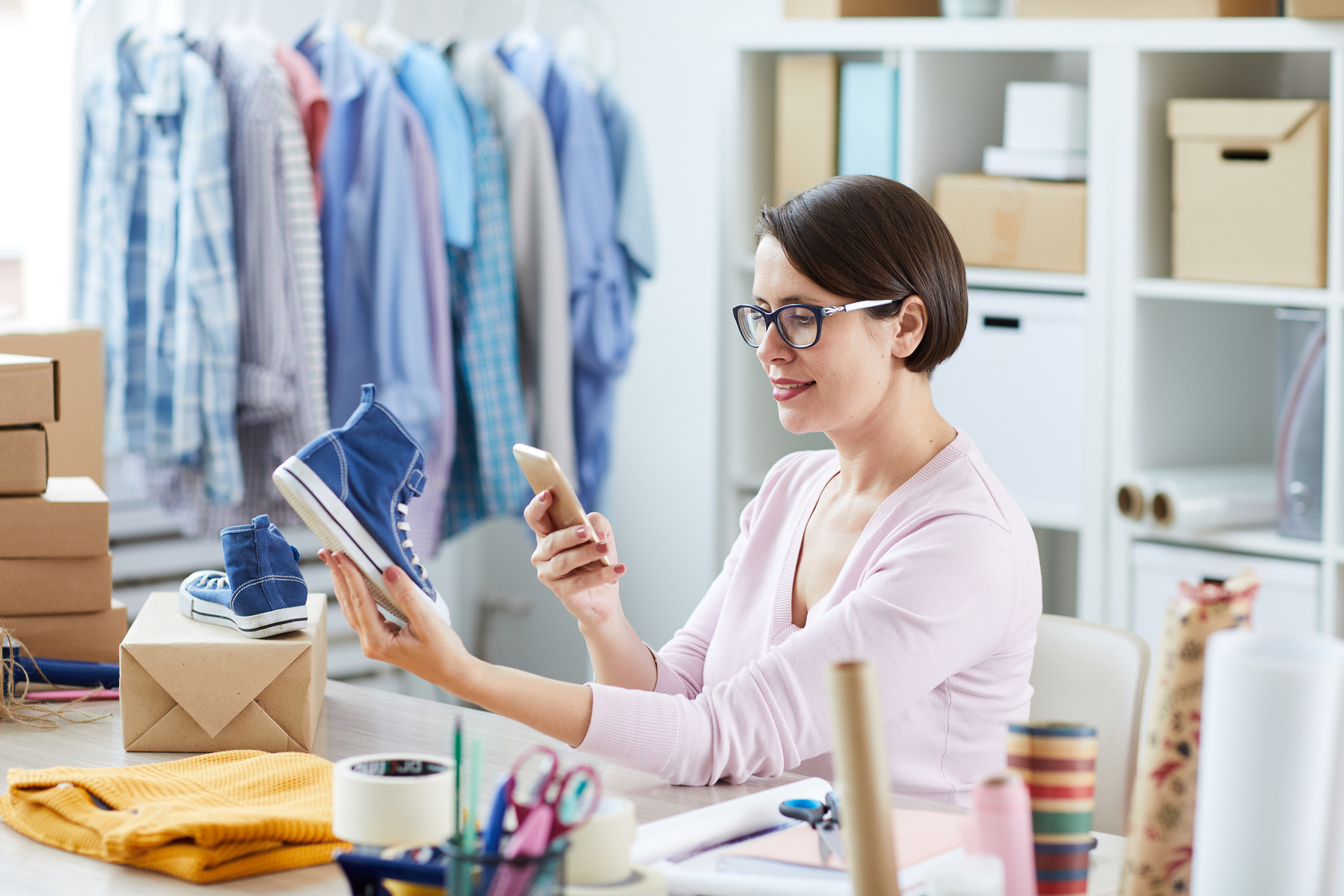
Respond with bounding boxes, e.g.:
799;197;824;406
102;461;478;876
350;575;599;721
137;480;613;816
0;554;113;616
121;593;328;753
784;0;938;15
0;600;127;663
1287;0;1344;15
0;326;104;486
0;354;58;428
0;425;48;495
933;173;1087;273
1170;99;1328;288
0;477;108;558
1017;0;1274;14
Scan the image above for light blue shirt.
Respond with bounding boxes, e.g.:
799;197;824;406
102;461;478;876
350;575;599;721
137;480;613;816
297;24;440;450
78;30;243;506
598;84;656;298
396;44;475;251
498;39;634;510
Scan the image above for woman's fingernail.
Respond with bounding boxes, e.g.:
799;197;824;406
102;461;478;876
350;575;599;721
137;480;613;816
575;526;587;538
386;566;402;582
597;541;609;553
538;491;549;502
614;563;627;575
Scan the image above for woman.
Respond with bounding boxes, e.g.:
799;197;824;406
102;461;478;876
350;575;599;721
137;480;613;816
320;175;1041;806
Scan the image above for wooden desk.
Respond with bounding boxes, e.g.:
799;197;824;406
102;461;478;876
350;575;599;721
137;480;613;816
2;681;1123;894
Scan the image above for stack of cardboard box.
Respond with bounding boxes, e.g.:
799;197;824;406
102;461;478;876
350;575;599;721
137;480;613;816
0;330;124;664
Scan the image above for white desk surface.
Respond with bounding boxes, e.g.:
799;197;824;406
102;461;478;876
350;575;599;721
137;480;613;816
1;680;1123;894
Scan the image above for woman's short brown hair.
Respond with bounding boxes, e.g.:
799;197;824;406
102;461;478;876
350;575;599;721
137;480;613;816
756;175;968;375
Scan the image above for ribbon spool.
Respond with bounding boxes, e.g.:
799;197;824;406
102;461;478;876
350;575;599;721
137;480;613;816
565;796;637;885
564;865;668;896
332;754;456;847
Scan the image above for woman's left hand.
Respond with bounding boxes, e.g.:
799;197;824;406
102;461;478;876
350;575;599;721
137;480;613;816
319;549;477;694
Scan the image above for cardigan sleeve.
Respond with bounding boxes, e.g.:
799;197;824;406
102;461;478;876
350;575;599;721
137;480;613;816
577;510;1023;785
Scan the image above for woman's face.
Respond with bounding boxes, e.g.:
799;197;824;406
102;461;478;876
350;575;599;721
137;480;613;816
750;236;902;438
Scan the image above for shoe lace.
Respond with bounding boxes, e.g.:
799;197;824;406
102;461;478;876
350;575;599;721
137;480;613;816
396;503;429;582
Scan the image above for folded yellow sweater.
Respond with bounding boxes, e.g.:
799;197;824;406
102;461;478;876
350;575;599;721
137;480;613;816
0;749;348;882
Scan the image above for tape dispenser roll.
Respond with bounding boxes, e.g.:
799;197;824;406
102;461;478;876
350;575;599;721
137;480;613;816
565;796;637;885
564;865;668;896
332;754;456;847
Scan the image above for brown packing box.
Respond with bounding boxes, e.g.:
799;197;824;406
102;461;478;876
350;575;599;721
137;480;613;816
0;554;113;616
0;600;127;663
0;477;109;558
776;54;840;205
1287;0;1344;15
933;173;1087;274
0;425;48;495
1017;0;1275;14
121;593;328;753
1169;99;1328;288
0;354;58;427
784;0;939;15
0;326;104;486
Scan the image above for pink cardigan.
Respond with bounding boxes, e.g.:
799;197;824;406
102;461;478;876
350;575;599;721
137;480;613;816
578;433;1041;806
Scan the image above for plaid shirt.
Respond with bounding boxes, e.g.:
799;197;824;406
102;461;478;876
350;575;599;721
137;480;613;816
77;31;242;506
442;92;533;538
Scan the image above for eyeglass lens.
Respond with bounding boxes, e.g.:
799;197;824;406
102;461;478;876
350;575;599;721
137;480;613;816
737;305;820;348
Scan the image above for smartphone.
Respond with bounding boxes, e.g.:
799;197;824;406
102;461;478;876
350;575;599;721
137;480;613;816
512;444;613;567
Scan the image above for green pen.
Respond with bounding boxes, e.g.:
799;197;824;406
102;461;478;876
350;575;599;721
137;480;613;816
453;717;463;842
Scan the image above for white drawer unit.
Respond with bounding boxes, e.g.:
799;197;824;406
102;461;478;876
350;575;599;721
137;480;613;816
1130;541;1320;664
932;288;1087;527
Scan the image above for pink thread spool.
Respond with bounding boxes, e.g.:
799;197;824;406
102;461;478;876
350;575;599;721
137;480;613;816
968;772;1037;896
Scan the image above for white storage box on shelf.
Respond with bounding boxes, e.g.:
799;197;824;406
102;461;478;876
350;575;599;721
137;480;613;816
931;289;1086;527
1004;81;1088;153
1130;541;1319;666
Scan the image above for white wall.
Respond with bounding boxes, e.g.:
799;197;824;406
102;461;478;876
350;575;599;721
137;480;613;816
53;0;789;686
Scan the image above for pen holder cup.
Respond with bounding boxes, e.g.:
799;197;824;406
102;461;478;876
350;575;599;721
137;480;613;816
444;837;568;896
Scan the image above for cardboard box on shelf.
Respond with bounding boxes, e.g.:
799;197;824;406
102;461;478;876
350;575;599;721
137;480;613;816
1169;99;1328;288
121;593;328;753
933;173;1087;273
0;554;113;616
0;325;104;486
0;425;48;496
0;354;58;427
0;600;127;664
1287;0;1344;15
0;477;109;558
775;54;840;205
1017;0;1274;14
784;0;939;15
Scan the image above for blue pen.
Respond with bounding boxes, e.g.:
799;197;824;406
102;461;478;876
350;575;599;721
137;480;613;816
479;772;514;891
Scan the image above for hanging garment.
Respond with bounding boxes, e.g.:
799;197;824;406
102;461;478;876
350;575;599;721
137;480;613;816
396;43;475;252
296;23;440;451
453;40;575;480
397;87;455;550
140;33;325;533
273;44;329;212
498;38;633;511
77;29;243;506
441;92;533;539
597;84;656;300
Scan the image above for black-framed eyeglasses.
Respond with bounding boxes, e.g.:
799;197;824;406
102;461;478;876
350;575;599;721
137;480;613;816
731;298;905;349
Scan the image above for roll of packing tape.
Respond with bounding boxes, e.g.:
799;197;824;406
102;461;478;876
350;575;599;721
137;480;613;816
565;796;637;885
565;865;667;896
332;754;456;847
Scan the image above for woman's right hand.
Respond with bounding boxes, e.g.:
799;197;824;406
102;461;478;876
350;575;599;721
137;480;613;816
525;490;628;631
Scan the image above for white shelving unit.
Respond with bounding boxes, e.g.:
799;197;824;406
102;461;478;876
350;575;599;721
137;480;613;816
718;17;1344;639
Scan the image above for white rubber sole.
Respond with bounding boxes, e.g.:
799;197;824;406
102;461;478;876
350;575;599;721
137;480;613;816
177;578;308;638
272;456;450;626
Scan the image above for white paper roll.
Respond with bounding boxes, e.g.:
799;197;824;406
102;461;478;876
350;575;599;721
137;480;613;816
1116;472;1154;520
631;777;830;866
1145;464;1275;532
929;853;1006;896
332;753;456;847
567;796;637;885
1190;630;1344;896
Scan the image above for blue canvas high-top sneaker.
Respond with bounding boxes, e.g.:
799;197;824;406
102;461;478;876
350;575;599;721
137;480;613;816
178;514;309;638
272;384;451;625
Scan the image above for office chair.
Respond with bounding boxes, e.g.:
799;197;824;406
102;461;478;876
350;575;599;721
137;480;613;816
1028;613;1151;835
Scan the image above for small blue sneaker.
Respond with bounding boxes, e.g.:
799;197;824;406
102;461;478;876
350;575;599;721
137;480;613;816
178;514;310;638
272;384;451;626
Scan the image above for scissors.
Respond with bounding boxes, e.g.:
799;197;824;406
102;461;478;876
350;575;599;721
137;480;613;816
780;791;845;865
484;746;602;896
